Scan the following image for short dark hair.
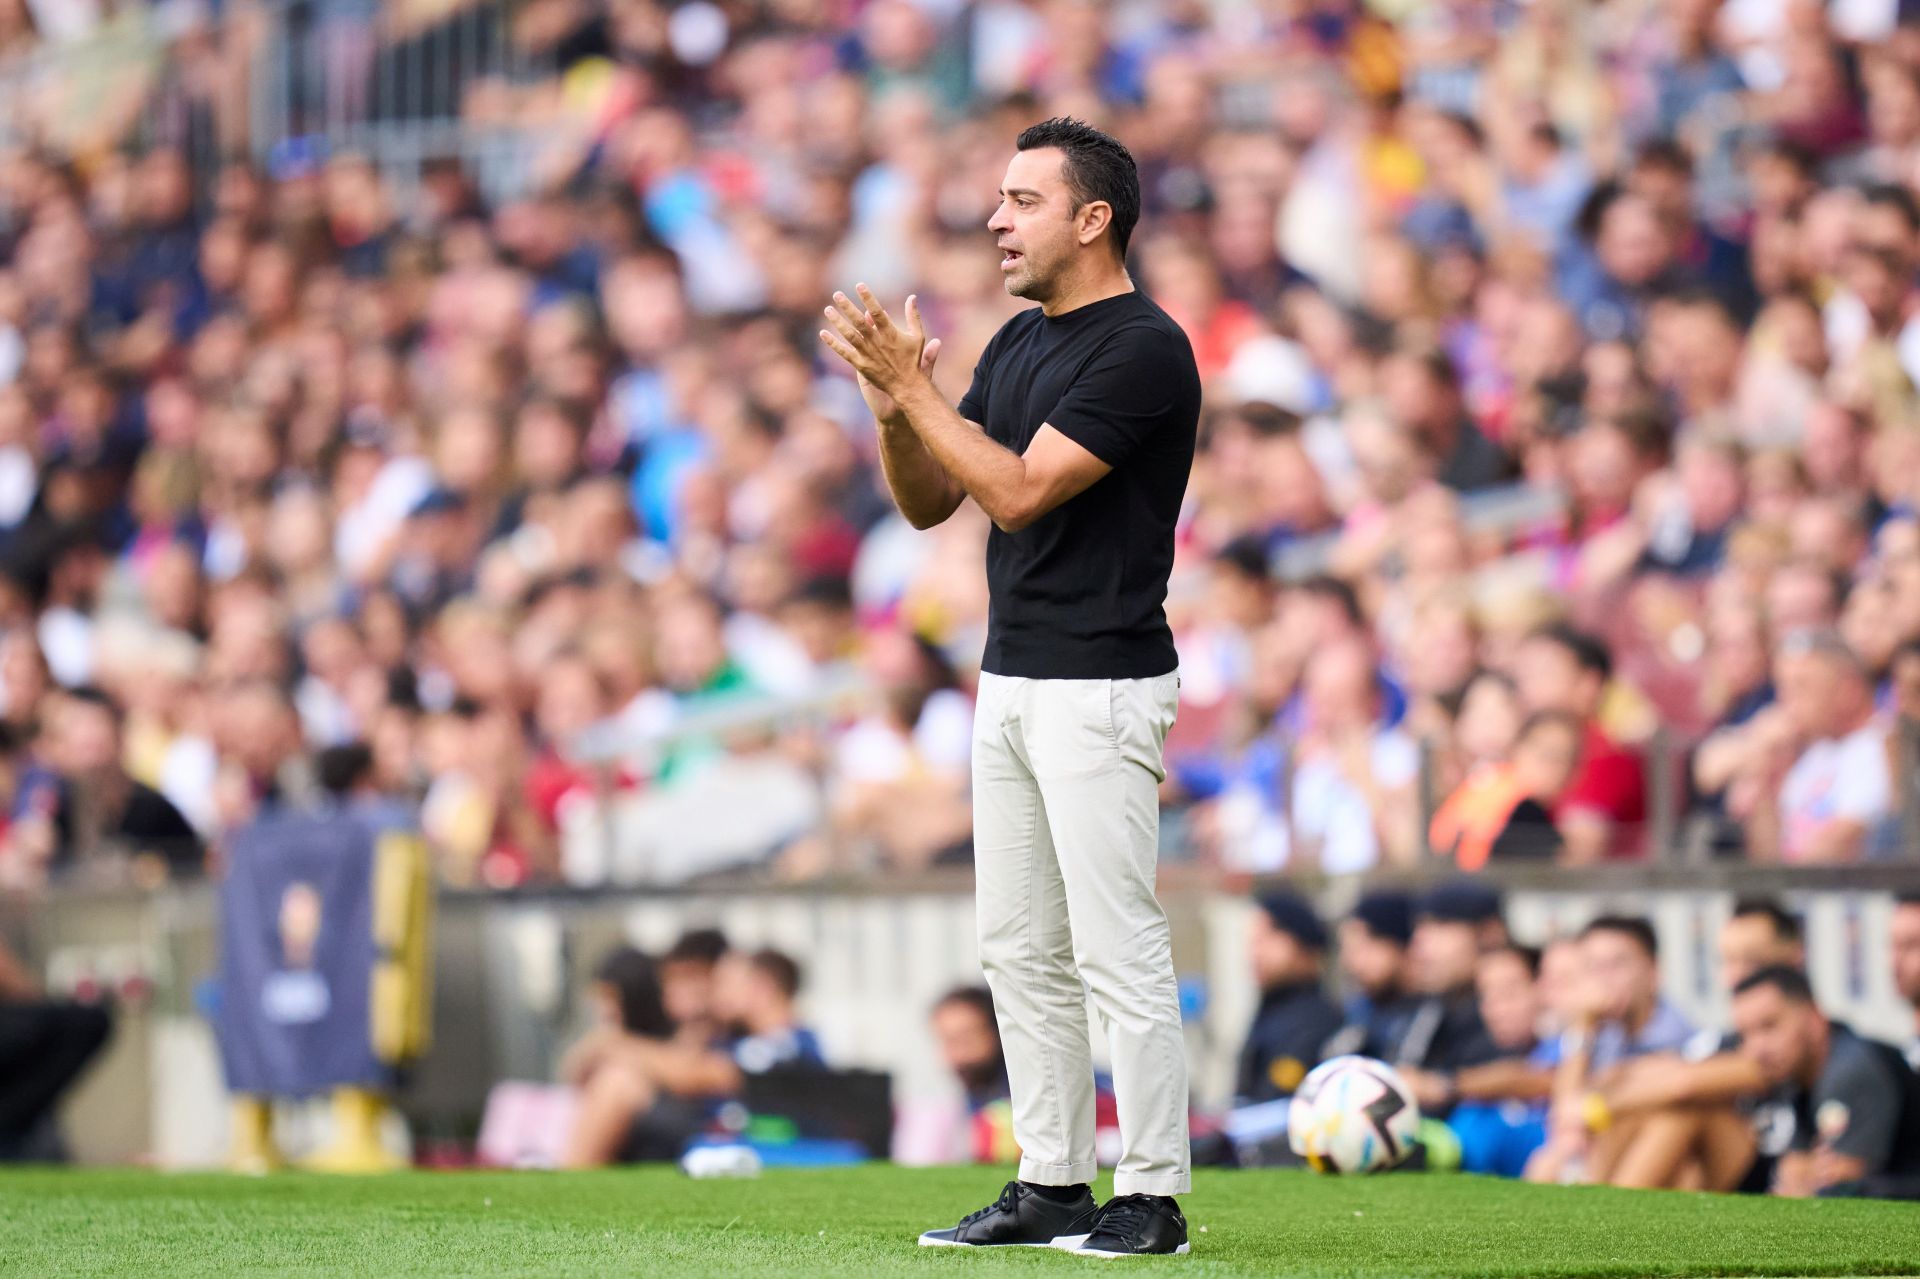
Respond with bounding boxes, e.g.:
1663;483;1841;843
61;685;120;717
1731;897;1803;944
664;927;729;967
1633;138;1694;179
1483;943;1542;979
1516;708;1583;745
1014;117;1141;259
1862;182;1920;232
1734;963;1816;1004
593;946;672;1038
1298;574;1365;628
934;984;997;1026
748;948;803;1000
1528;622;1613;682
1581;914;1658;959
1895;891;1920;910
316;742;374;796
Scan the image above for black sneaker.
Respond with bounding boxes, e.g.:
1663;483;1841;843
917;1180;1098;1248
1061;1193;1190;1258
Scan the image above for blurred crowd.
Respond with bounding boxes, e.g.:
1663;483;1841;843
2;0;1920;892
1226;886;1920;1197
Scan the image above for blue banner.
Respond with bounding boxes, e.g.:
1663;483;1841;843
216;812;389;1097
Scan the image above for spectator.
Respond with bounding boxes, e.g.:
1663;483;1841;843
1569;901;1801;1191
0;937;110;1162
563;947;821;1167
1339;883;1501;1087
2;686;200;890
1430;707;1582;868
925;986;1017;1167
1893;895;1920;1071
1731;966;1920;1198
1511;624;1648;862
1744;630;1896;861
1234;891;1341;1104
1326;890;1415;1061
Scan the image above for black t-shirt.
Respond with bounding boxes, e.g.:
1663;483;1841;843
956;289;1200;679
1768;1024;1920;1178
1237;980;1343;1104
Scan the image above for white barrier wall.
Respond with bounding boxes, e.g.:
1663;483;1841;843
11;879;1917;1166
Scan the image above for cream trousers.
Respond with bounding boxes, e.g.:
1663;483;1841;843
971;669;1190;1196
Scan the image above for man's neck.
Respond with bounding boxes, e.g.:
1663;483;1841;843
1038;263;1135;317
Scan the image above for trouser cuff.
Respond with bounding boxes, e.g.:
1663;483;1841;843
1112;1171;1191;1196
1018;1156;1099;1186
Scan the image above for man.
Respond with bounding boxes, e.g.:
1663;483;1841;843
821;118;1199;1256
1526;916;1694;1184
1893;895;1920;1070
1235;892;1341;1105
929;987;1016;1166
1732;965;1920;1197
1323;890;1415;1061
562;948;822;1167
0;937;111;1161
5;687;201;891
1577;900;1802;1190
1749;630;1896;861
1379;884;1502;1083
1511;625;1646;861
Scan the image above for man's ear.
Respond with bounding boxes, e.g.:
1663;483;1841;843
1076;200;1113;248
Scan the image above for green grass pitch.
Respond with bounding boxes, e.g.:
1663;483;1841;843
2;1165;1918;1277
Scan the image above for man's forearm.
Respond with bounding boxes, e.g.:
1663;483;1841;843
894;377;1039;532
876;416;962;530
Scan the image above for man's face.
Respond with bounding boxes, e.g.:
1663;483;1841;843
1733;984;1817;1086
1249;913;1314;989
55;700;120;776
1337;918;1404;999
1410;919;1479;994
931;1000;1000;1080
1476;950;1541;1052
661;959;716;1029
1719;914;1803;992
1581;928;1656;1022
1513;639;1594;719
988;147;1093;302
1891;904;1920;1008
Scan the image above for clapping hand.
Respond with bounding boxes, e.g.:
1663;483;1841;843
820;285;937;408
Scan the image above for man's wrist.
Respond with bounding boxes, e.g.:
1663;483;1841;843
889;372;940;424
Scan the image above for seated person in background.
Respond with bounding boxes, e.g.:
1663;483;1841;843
564;947;822;1166
1894;895;1920;1069
1566;899;1801;1191
1365;883;1502;1088
1404;944;1559;1177
659;927;730;1048
1733;966;1920;1198
1235;892;1342;1104
1324;890;1415;1060
1430;708;1583;868
1525;916;1693;1184
0;937;111;1162
928;986;1015;1164
1738;630;1895;862
3;687;201;891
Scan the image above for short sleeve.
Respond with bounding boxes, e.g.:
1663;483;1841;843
1829;730;1892;823
1044;325;1192;467
1820;1051;1901;1170
956;331;998;425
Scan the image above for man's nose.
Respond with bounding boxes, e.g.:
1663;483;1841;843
987;206;1010;233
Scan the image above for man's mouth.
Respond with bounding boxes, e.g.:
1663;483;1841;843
999;247;1023;270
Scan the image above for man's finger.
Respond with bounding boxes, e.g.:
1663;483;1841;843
823;302;872;353
855;283;896;332
905;292;925;337
829;291;873;330
819;328;865;369
920;336;942;373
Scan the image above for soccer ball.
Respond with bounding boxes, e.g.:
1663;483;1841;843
1286;1055;1421;1174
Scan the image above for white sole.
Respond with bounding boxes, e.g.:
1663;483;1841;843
917;1234;1056;1248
